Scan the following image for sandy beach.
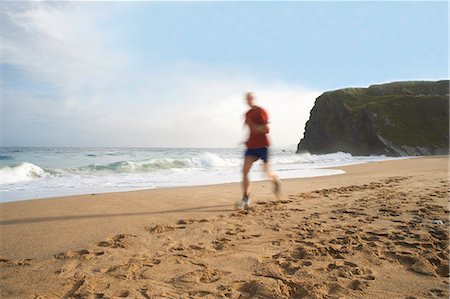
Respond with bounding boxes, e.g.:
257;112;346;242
0;156;448;298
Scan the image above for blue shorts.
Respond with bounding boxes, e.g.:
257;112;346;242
245;147;269;163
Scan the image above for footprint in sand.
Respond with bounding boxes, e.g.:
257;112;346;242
0;257;32;267
279;261;302;275
55;249;104;260
384;251;438;276
225;227;246;236
325;260;375;291
97;234;136;249
216;284;241;299
106;260;152;280
146;224;185;234
172;268;231;284
114;290;130;297
166;241;187;253
238;278;310;299
211;237;233;251
347;279;369;291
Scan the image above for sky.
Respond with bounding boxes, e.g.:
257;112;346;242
1;1;448;148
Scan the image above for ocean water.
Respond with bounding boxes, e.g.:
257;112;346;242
0;147;400;202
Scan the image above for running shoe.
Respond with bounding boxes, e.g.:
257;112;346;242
242;195;251;209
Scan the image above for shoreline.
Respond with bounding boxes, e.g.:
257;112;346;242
0;149;408;203
0;154;415;204
0;168;345;204
0;156;448;298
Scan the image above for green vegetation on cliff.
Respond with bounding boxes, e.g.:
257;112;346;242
297;80;449;156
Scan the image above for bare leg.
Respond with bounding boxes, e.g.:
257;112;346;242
263;162;281;198
263;162;278;182
242;156;258;197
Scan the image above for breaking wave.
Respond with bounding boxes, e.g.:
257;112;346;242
0;153;242;184
73;152;240;173
0;162;48;184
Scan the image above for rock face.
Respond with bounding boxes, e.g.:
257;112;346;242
297;80;449;156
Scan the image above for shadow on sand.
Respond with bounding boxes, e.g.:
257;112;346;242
0;204;233;226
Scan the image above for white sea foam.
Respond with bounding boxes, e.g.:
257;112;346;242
271;151;391;167
0;162;47;184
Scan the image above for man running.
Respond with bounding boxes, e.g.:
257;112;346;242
239;92;281;209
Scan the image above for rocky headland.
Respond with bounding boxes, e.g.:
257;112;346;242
297;80;449;156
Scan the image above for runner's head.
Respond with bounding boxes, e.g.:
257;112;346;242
245;92;255;107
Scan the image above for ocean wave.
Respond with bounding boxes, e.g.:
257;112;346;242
74;159;189;173
0;162;47;184
0;155;13;160
72;152;240;173
190;152;239;168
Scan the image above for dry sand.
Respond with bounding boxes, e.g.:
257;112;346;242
0;156;448;298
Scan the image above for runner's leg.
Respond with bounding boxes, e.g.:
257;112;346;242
243;155;258;198
262;161;277;181
263;162;281;198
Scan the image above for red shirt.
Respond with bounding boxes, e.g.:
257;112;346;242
245;106;270;149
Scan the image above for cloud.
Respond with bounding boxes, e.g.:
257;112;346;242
1;2;320;148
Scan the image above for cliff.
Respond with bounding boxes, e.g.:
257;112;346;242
297;80;449;156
